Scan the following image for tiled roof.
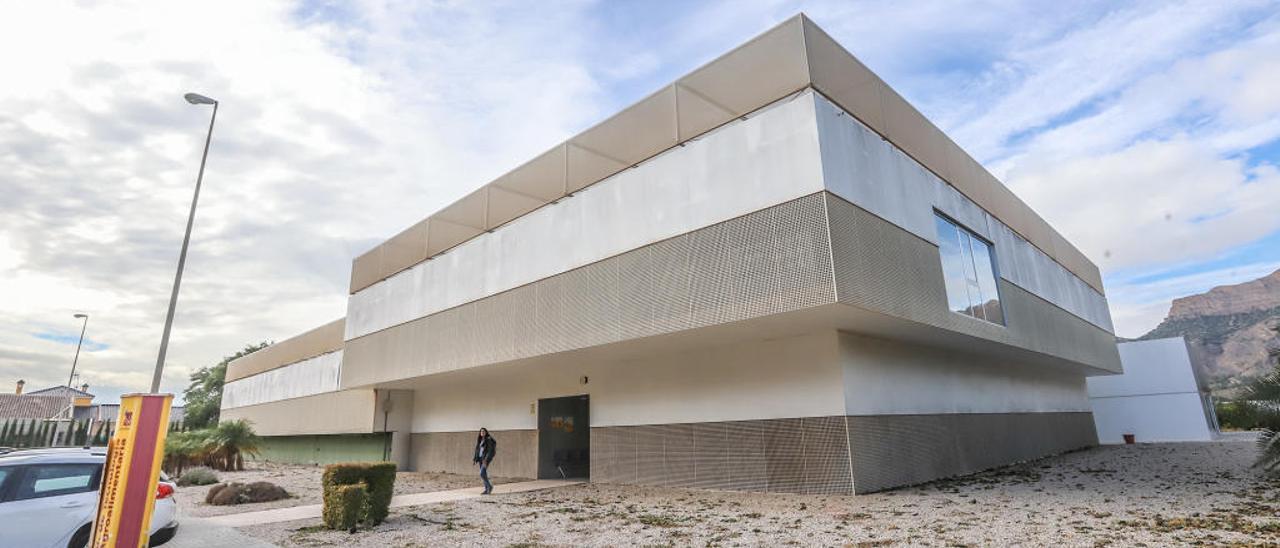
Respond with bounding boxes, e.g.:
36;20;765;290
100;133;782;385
0;394;72;420
25;385;94;398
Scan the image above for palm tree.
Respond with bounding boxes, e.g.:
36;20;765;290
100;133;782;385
207;420;260;471
1250;324;1280;474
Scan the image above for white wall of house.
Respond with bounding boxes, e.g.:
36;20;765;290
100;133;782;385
839;332;1091;416
409;331;846;433
1087;337;1217;443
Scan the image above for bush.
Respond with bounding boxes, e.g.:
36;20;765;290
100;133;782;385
1217;401;1263;430
204;481;289;505
177;466;219;486
321;462;397;530
325;484;367;532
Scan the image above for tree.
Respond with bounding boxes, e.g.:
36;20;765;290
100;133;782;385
183;342;269;430
208;419;260;471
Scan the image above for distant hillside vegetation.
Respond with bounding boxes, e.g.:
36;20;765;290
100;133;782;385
1138;269;1280;397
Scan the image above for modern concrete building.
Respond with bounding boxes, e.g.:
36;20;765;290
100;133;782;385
220;15;1121;494
1088;338;1218;444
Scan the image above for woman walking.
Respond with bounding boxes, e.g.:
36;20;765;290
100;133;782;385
473;427;497;494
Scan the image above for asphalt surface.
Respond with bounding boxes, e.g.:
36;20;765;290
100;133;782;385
164;517;278;548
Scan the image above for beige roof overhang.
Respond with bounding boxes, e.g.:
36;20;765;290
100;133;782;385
225;318;345;382
349;14;1105;295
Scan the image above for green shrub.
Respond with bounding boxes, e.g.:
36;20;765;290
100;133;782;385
324;484;367;531
177;466;219;486
1217;401;1263;430
321;462;397;530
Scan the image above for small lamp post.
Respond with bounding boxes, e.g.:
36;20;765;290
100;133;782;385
67;313;89;387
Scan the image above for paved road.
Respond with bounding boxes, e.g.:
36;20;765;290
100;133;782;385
204;478;582;528
165;517;279;548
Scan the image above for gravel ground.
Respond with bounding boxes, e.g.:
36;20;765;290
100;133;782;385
238;439;1279;547
175;461;521;517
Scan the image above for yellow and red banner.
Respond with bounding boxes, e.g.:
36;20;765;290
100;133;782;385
91;393;173;548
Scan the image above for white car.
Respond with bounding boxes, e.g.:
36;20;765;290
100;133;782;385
0;447;179;548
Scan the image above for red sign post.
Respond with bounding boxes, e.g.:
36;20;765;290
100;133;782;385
91;393;173;548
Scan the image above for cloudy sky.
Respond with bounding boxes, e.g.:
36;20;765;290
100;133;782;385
2;0;1278;404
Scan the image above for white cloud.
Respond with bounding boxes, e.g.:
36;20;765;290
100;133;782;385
1;0;1278;402
1008;138;1280;271
1108;261;1280;337
0;0;611;400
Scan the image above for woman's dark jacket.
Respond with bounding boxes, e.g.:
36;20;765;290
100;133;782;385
473;435;497;465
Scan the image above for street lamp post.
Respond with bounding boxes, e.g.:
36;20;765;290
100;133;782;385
67;313;89;387
152;92;218;393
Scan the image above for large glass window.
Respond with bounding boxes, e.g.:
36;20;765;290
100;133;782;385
934;214;1004;325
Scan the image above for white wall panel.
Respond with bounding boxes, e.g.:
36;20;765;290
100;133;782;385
839;333;1091;415
221;350;343;409
410;331;845;432
814;93;1114;333
347;92;826;340
1090;393;1215;443
1087;338;1216;443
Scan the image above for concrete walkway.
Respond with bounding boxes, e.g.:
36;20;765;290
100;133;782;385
166;517;279;548
205;479;583;528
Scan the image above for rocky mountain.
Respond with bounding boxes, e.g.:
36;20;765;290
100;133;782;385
1140;269;1280;396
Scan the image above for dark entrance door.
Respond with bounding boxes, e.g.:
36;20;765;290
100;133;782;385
537;394;590;479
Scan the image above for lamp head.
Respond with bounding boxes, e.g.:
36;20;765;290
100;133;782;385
74;313;88;319
184;92;217;105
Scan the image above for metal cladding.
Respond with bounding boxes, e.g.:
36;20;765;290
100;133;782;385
349;14;1104;296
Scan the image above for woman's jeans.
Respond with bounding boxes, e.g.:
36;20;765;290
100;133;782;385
480;462;492;493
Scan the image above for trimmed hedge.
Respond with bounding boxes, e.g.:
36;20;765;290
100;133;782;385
321;461;397;530
326;484;367;531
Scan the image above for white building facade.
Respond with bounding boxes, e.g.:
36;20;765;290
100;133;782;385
1088;337;1218;444
221;15;1121;494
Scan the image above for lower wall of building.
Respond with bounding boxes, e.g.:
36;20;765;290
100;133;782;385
846;411;1097;493
590;416;853;495
410;430;538;479
252;433;390;466
220;389;377;436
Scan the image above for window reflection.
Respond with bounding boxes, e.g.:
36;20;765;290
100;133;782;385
934;214;1004;325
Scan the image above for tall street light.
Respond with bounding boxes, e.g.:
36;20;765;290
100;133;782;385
67;313;89;387
152;92;218;393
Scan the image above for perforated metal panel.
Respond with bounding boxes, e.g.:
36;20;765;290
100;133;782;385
411;430;538;479
845;412;1097;493
590;417;853;494
343;194;836;388
825;193;1121;372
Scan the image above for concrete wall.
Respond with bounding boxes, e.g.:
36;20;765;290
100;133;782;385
410;430;538;479
220;389;376;437
222;350;342;409
1090;393;1216;443
1087;338;1217;443
408;331;844;434
253;433;388;466
839;332;1090;416
226;318;344;382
